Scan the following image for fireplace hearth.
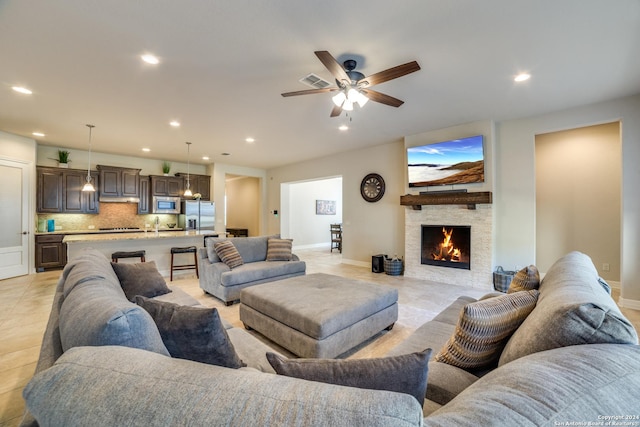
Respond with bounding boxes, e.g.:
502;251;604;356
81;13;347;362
421;225;471;270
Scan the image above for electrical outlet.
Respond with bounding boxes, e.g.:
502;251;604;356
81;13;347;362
602;263;610;272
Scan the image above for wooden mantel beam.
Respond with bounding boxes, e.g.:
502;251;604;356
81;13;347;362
400;191;492;210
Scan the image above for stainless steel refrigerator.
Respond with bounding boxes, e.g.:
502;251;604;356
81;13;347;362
179;200;215;231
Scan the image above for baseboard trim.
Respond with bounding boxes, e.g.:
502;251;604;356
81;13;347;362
341;258;369;268
618;297;640;310
608;280;621;289
293;243;329;250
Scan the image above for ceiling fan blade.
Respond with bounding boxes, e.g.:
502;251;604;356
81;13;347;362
315;51;350;84
330;104;343;117
359;61;420;87
281;87;338;97
361;89;404;107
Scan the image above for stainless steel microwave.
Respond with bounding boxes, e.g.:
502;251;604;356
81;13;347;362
152;196;181;214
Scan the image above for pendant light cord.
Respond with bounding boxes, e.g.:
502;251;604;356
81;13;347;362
86;124;94;181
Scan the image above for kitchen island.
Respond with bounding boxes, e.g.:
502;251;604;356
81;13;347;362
63;230;218;277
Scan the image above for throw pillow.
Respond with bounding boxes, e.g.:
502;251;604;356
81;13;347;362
266;238;293;261
134;296;245;369
598;277;612;295
507;265;540;293
434;290;539;370
266;348;431;404
111;261;172;301
214;240;244;269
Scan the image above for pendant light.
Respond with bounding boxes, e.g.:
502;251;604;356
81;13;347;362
183;141;193;197
81;124;96;192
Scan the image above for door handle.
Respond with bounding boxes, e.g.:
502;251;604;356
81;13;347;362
22;231;29;235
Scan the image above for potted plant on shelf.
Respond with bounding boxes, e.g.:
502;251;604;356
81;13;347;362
57;150;70;168
162;161;171;176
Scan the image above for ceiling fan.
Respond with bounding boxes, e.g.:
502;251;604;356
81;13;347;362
282;51;421;117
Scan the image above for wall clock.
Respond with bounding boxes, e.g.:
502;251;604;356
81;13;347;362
360;173;385;203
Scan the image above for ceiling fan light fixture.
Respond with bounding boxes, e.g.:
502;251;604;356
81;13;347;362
346;88;359;103
342;99;354;111
332;91;346;107
355;91;369;107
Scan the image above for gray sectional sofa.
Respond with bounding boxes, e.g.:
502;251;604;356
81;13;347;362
198;235;306;305
22;249;640;426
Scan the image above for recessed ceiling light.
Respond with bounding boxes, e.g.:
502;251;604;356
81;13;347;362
141;54;159;65
169;120;180;127
12;86;32;95
245;137;255;143
202;156;210;160
514;73;531;82
338;125;349;131
142;148;151;152
32;132;45;137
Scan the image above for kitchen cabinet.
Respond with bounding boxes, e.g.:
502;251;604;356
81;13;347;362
150;175;184;197
37;167;99;213
63;170;99;214
37;168;63;212
35;234;66;271
97;165;141;200
138;175;150;214
175;173;210;200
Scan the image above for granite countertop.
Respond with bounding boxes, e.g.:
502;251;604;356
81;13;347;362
63;230;217;243
35;228;183;236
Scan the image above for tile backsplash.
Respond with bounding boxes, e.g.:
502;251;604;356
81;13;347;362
37;203;178;231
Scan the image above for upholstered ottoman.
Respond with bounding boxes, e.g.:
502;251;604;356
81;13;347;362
239;273;398;358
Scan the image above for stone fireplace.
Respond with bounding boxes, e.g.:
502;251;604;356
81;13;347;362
404;202;493;290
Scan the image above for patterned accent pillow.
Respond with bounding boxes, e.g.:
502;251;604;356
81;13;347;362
434;290;539;369
507;265;540;293
214;240;244;269
266;238;293;261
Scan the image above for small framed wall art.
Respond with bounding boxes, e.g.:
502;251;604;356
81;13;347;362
316;200;336;215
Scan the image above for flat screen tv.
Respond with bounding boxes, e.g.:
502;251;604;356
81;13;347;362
407;135;484;187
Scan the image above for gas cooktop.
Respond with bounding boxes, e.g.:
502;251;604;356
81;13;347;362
99;227;141;231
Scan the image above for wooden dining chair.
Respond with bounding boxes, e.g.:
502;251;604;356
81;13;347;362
330;224;342;253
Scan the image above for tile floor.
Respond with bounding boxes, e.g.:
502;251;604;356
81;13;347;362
1;248;639;426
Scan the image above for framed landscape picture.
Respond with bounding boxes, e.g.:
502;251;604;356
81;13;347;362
316;200;336;215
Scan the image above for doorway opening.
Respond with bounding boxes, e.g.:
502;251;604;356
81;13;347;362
535;121;621;282
281;177;343;250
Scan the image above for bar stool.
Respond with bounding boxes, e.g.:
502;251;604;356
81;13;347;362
111;250;146;263
170;246;198;281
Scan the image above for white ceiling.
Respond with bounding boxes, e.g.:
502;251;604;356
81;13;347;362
1;0;639;169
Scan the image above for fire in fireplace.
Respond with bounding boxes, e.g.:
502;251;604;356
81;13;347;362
421;225;471;270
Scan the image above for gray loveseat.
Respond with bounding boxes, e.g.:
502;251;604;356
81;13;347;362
22;250;640;426
198;235;306;305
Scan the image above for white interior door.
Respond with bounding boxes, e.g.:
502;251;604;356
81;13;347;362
0;158;30;279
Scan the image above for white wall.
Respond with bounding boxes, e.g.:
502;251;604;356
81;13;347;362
283;177;342;248
37;145;207;176
496;94;640;307
267;141;405;266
